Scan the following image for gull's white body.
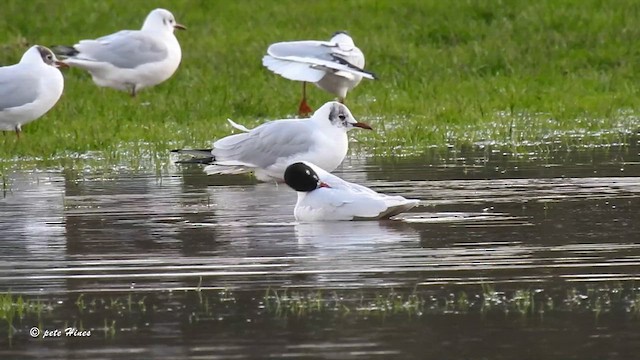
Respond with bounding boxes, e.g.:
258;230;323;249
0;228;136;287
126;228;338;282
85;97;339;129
0;46;64;132
292;162;420;221
61;8;182;94
202;102;361;182
262;32;373;99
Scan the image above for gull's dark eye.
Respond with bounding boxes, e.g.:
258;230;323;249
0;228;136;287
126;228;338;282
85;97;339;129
46;54;52;60
338;114;346;121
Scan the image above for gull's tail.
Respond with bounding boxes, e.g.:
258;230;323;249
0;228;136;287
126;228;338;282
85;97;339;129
171;149;254;176
171;149;215;164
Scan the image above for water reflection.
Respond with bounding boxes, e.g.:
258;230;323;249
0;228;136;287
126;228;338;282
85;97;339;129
0;140;639;358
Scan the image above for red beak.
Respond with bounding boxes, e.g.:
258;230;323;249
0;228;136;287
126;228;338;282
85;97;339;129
352;122;372;130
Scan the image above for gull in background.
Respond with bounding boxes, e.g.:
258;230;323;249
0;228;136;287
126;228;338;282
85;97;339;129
0;45;65;137
262;31;376;116
172;101;372;182
55;8;185;97
284;161;420;221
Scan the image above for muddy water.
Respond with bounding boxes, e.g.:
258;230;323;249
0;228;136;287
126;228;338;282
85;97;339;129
0;139;639;359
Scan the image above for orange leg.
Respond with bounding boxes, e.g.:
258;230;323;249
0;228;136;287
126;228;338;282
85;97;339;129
298;82;313;117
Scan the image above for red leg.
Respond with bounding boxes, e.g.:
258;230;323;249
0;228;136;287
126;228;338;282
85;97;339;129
298;82;313;117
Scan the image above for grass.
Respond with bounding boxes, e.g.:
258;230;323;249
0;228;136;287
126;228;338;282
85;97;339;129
1;0;640;169
3;283;640;344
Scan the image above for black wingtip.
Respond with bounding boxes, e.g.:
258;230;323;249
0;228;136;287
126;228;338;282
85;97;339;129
332;30;350;37
52;45;79;57
330;54;377;79
175;157;215;165
171;148;213;154
171;148;215;165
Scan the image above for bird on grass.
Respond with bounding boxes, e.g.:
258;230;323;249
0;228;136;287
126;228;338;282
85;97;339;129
0;45;65;138
54;8;185;97
262;31;376;116
172;101;372;182
284;161;420;221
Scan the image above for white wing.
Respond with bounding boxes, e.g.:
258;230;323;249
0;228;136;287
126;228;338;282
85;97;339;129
306;162;377;195
227;118;251;132
300;161;420;220
263;40;375;82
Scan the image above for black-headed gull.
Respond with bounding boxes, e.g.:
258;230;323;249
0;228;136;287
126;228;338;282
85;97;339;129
262;31;376;116
284;161;419;221
55;8;185;97
0;45;65;137
172;101;372;182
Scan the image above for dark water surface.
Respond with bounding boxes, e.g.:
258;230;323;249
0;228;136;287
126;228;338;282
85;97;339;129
1;139;639;359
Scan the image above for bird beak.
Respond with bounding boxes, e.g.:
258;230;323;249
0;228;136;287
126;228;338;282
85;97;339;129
352;122;373;130
54;61;69;69
319;182;331;188
174;23;187;30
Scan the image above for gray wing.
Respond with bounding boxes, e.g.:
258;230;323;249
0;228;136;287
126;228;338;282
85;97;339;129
73;30;168;69
212;120;316;169
0;68;40;110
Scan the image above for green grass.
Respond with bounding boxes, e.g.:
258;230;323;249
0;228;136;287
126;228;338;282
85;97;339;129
2;283;640;343
1;0;640;169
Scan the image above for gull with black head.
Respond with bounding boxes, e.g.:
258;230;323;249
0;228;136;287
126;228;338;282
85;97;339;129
284;161;420;221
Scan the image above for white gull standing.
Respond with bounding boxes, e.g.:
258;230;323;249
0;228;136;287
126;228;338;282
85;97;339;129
284;161;420;221
0;45;65;137
172;101;372;182
262;31;376;116
55;8;185;97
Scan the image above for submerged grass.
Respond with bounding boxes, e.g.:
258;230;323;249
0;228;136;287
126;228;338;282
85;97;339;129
2;283;640;344
1;0;640;167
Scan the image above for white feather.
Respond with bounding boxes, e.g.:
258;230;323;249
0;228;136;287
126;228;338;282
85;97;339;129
289;162;420;221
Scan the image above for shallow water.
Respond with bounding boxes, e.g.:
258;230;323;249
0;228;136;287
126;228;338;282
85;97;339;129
1;139;639;359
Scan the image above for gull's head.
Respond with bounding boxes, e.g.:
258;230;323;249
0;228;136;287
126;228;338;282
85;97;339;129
22;45;66;68
312;101;372;132
142;8;186;33
330;31;355;50
284;162;330;193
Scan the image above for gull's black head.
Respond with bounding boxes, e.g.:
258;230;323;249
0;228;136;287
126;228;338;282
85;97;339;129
284;162;323;192
332;30;350;37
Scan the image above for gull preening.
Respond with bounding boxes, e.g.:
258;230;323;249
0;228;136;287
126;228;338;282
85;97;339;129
172;101;372;182
262;31;376;116
0;45;65;137
55;8;185;97
284;161;420;221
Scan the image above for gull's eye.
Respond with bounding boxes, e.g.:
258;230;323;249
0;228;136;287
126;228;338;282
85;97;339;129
46;54;52;60
338;114;346;121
